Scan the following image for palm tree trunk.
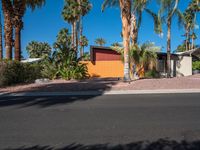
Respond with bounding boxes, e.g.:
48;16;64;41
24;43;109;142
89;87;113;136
185;26;189;51
167;19;171;78
79;17;84;58
71;23;75;49
75;21;78;52
14;25;21;61
131;13;138;45
2;0;13;60
0;11;3;60
119;0;131;81
13;0;26;61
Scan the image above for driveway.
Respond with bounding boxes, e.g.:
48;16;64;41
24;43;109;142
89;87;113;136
0;93;200;149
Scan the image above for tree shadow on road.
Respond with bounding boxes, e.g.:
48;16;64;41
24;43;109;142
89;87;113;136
0;78;120;108
4;139;200;150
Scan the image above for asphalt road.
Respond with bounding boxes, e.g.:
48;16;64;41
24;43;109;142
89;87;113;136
0;93;200;149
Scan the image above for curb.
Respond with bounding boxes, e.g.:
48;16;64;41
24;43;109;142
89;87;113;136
0;89;200;97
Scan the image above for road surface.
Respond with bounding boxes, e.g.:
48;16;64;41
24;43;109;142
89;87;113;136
0;93;200;149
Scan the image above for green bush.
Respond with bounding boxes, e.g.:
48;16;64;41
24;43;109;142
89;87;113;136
145;69;159;79
192;61;200;70
0;61;42;87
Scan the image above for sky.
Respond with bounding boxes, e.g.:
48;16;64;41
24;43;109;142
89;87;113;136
2;0;200;58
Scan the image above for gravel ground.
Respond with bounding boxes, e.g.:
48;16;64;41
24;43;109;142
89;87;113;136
0;74;200;93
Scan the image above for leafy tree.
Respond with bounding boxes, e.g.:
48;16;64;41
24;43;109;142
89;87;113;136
95;38;106;46
52;28;88;80
79;35;88;57
26;41;52;58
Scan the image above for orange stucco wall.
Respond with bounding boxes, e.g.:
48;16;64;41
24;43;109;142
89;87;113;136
81;61;124;78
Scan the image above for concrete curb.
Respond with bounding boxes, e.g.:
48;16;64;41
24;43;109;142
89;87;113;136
0;89;200;97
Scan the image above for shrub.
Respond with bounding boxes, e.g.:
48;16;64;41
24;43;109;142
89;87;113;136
145;69;159;78
192;61;200;70
0;61;42;87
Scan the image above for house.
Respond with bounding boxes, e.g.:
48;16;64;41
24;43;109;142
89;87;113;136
82;46;124;78
83;46;199;78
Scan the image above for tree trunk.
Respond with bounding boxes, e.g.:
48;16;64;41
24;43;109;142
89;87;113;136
2;0;13;60
130;13;138;45
185;27;189;51
0;11;3;60
13;0;26;61
14;25;21;61
79;17;84;58
167;19;171;78
71;23;75;49
119;0;131;81
75;21;78;52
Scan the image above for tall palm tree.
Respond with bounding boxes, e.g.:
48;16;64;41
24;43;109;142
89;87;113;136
77;0;91;57
102;0;131;81
62;0;80;51
177;1;198;51
158;0;179;78
95;38;106;46
0;9;3;60
13;0;45;61
2;0;13;60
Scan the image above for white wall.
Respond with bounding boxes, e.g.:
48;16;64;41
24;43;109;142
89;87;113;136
176;56;192;77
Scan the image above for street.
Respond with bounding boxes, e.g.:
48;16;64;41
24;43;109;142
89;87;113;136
0;93;200;149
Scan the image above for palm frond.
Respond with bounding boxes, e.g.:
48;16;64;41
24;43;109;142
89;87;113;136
101;0;119;12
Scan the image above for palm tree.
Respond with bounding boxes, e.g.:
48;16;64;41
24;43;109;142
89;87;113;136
191;32;197;49
95;38;106;46
0;9;3;60
2;0;13;60
13;0;45;61
79;35;88;57
77;0;91;56
177;1;198;51
113;42;158;79
102;0;131;81
62;0;81;51
158;0;179;78
26;41;52;58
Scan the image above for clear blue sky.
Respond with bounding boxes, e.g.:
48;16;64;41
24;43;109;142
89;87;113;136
3;0;200;58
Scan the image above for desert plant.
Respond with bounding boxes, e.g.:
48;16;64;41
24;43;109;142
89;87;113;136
0;60;41;87
41;28;88;80
192;61;200;70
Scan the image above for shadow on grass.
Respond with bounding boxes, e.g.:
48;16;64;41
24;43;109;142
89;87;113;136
4;139;200;150
0;78;119;108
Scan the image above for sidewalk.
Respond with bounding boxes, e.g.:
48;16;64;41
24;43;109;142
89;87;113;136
0;74;200;96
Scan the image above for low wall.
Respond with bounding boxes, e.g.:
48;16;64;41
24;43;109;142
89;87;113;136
176;56;192;77
81;61;124;78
